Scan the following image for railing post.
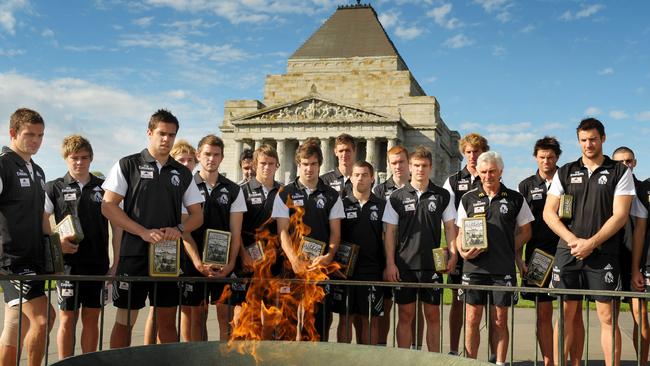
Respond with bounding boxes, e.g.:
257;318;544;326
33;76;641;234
99;280;106;351
345;285;350;342
558;295;565;366
392;287;397;348
177;282;182;342
414;290;420;350
611;298;617;366
45;283;52;366
585;299;589;366
510;292;514;366
462;286;467;357
439;285;444;352
16;280;24;366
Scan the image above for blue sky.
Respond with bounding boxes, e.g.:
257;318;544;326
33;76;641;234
1;0;649;186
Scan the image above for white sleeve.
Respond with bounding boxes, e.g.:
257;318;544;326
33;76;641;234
631;196;648;219
0;177;3;195
271;194;290;219
181;206;188;215
44;193;54;214
441;196;457;222
381;199;399;225
614;168;636;196
229;189;247;213
547;171;564;197
455;202;468;227
516;200;535;226
442;177;456;206
102;162;128;197
182;180;204;207
328;196;345;220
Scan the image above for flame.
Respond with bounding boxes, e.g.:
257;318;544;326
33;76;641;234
226;198;340;360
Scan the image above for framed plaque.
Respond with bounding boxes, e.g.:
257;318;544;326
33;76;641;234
245;240;265;262
149;239;180;277
559;194;573;220
334;241;359;278
43;233;65;274
461;217;488;250
432;247;448;272
526;248;554;287
203;229;231;267
54;215;84;244
299;237;326;262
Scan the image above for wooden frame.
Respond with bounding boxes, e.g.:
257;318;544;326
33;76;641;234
202;229;231;267
334;241;359;278
559;194;573;220
461;217;488;250
299;237;326;262
526;248;554;287
54;214;84;243
44;233;65;274
149;239;181;277
432;247;448;272
245;240;265;262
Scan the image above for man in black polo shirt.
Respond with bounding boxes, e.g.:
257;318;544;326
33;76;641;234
442;132;489;356
382;146;457;352
0;108;52;366
272;138;344;341
190;134;247;340
321;133;356;198
102;109;204;347
518;136;572;366
372;145;410;346
457;151;533;364
238;149;254;185
333;161;386;345
544;118;635;366
44;135;119;358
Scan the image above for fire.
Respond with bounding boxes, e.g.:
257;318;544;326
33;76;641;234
227;199;340;360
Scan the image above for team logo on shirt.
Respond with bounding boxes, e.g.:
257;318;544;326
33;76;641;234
171;175;180;186
598;175;608;185
604;271;614;284
428;201;437;212
370;211;379;221
92;192;103;203
170;169;180;175
219;194;229;205
500;204;508;214
316;197;326;209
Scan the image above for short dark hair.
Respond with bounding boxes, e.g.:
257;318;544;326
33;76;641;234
197;134;224;153
240;149;254;165
409;146;433;166
335;133;356;149
533;136;562;157
353;160;374;176
295;138;323;165
612;146;635;158
10;108;44;132
576;117;605;138
148;109;179;132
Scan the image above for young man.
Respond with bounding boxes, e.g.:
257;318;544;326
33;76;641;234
43;135;118;358
382;146;457;352
0;108;53;366
442;132;489;356
614;146;649;365
321;134;357;198
457;151;533;365
544;118;635;366
518;137;566;366
372;145;410;346
190;135;247;340
102;109;204;347
333;161;386;345
272;138;344;341
239;149;255;184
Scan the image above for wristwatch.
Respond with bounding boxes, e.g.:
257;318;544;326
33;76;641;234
176;224;185;234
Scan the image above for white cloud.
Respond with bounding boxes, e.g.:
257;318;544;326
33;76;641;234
636;111;650;122
473;0;513;23
597;67;614;75
41;28;54;37
427;3;462;30
486;132;536;146
609;110;628;120
559;4;604;21
520;24;535;33
424;76;437;83
0;0;28;35
378;10;399;29
584;106;602;116
636;86;646;95
492;45;506;56
394;25;424;40
443;34;473;49
0;48;25;57
133;16;154;27
63;45;105;52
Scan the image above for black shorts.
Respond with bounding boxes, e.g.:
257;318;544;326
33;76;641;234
331;274;385;316
620;246;632;292
0;265;45;307
179;265;209;307
447;257;464;285
394;269;442;305
459;273;518;307
113;256;180;309
520;281;555;303
210;272;247;306
58;265;107;310
643;267;650;292
550;248;620;302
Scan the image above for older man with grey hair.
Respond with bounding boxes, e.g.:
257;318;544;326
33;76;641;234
456;151;534;365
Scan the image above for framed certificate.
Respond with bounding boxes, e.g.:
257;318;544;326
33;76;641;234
559;194;573;220
54;215;84;244
461;217;488;250
526;248;554;287
44;233;65;274
334;242;359;278
203;229;231;267
245;240;265;262
299;237;326;262
149;239;180;277
432;247;448;272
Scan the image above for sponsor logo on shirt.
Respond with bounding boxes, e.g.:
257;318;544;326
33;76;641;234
404;203;416;211
64;192;77;201
251;197;262;205
532;193;543;200
19;177;30;187
345;210;357;219
570;176;582;184
458;183;469;191
16;169;28;177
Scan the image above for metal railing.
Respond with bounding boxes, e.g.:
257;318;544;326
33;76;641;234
3;274;649;366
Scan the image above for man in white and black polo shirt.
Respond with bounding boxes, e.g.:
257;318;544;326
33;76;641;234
382;146;457;352
457;151;533;364
320;133;356;199
442;132;489;356
273;138;344;341
544;118;635;366
102;109;204;347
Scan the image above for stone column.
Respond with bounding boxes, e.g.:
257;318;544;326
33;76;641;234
235;139;243;182
366;137;377;168
321;137;331;175
387;138;397;152
254;139;262;150
275;138;286;183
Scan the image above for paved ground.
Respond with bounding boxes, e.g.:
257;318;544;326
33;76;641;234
3;297;643;365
